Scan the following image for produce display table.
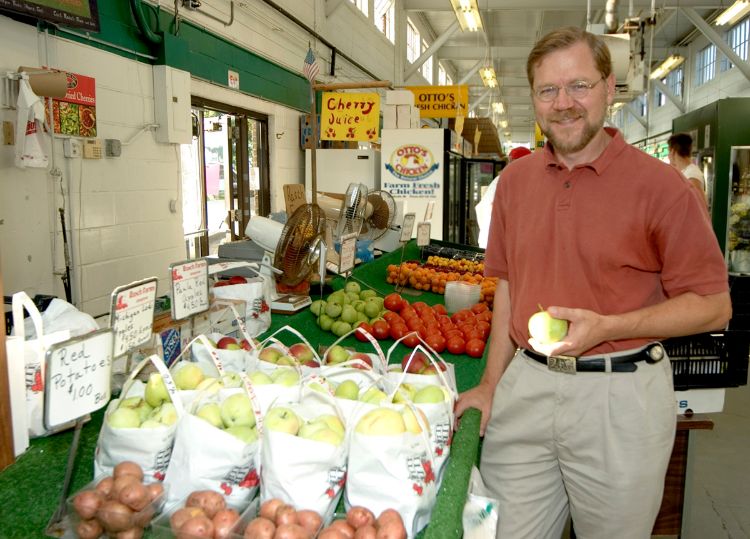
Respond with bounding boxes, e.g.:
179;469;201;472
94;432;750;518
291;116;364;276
0;241;485;538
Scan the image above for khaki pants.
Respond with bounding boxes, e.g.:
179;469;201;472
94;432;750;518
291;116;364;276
480;349;676;539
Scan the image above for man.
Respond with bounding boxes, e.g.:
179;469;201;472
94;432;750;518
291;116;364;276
455;27;730;539
475;146;532;248
668;132;707;202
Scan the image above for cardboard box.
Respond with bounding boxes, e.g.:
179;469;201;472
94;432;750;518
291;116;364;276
383;104;398;129
397;105;412;128
151;311;193;367
386;90;415;106
410;106;421;128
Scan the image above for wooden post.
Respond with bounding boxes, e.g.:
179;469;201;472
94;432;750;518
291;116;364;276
0;272;16;470
310;86;318;205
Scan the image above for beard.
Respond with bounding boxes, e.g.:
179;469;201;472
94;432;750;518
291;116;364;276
538;102;607;154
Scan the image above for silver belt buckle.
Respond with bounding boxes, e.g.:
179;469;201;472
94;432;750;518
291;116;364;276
547;355;577;374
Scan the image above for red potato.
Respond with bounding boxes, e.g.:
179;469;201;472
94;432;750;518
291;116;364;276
115;527;145;539
317;529;350;539
75;518;103;539
354;525;377;539
275;505;298;526
374;509;406;539
259;498;285;521
113;461;144;482
177;515;214;539
346;507;375;530
132;504;156;528
273;523;311;539
95;476;114;498
186;489;227;519
213;508;241;539
97;499;135;533
119;481;150;511
295;509;322;536
170;506;205;532
328;520;355;539
244;516;276;539
111;475;141;500
146;482;165;502
73;489;104;520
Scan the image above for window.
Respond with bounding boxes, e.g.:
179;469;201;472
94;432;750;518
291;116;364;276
374;0;394;43
667;67;683;97
438;63;449;85
349;0;368;17
721;16;749;71
406;19;420;64
655;78;667;107
421;39;433;81
637;93;647;117
695;44;717;85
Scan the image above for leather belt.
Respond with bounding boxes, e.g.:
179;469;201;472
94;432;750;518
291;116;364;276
522;343;665;374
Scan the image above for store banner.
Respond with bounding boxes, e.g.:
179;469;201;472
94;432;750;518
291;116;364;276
406;85;469;118
44;71;97;137
320;92;380;141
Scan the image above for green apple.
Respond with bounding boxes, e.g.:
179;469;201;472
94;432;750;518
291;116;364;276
258;347;283;364
195;377;223;393
393;383;417;404
318;314;334;331
327;291;345;305
413;385;447;404
355;408;406;435
340;305;358;324
306;427;343;446
195;403;223;428
359;289;377;300
316;414;345;437
297;420;326;439
528;310;568;344
247;371;273;385
150;402;178;426
276;355;298;367
107;407;141;429
344;281;361;295
270;367;300;386
173;363;205;390
310;299;327;316
144;373;170;407
139;419;164;429
361;387;388;404
345;291;360;304
220;393;255;428
325;302;343;319
265;407;301;435
352;300;365;313
119;397;153;423
325;345;350;365
402;407;429;434
334;380;360;400
331;320;353;337
225;425;258;444
221;372;243;388
356;312;369;324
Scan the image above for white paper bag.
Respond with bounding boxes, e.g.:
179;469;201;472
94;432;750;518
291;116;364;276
212;271;271;338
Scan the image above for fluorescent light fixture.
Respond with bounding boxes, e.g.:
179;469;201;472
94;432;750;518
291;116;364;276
450;0;483;32
610;102;625;112
649;55;684;80
504;131;511;137
492;102;505;114
499;120;508;129
715;0;750;25
480;66;497;88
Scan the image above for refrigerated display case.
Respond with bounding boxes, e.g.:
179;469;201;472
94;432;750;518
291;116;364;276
727;147;750;273
462;158;503;246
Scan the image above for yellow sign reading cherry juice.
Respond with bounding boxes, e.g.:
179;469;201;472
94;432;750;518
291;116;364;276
406;85;469;118
321;92;380;141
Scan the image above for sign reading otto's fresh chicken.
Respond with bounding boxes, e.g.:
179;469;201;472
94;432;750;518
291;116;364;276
406;85;468;118
320;92;380;141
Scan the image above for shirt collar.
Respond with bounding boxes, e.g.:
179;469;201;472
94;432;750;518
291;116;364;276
543;127;626;175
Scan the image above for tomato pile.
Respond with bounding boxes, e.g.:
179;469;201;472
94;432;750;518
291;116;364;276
355;293;492;358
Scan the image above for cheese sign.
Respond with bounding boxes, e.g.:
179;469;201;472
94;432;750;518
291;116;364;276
170;258;210;321
417;222;431;246
44;328;113;429
406;85;469;118
110;277;158;357
320;92;380;141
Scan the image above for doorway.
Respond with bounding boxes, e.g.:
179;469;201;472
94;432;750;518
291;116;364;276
181;99;270;257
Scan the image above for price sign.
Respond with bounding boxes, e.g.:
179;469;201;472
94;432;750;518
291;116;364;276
416;222;431;246
424;201;435;221
44;328;113;429
400;213;416;243
339;233;357;274
170;258;210;321
109;277;158;357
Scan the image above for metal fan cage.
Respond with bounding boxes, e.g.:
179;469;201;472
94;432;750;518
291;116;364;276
274;204;325;286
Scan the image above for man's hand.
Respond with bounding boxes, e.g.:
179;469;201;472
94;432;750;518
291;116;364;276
455;382;495;436
528;306;607;358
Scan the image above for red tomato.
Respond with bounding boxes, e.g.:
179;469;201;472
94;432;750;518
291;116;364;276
412;301;429;313
446;336;466;355
383;311;400;324
406;317;424;331
476;321;491;340
432;304;448;316
463;329;483;342
401;306;417;320
476;311;493;323
402;331;420;348
424;322;441;335
466;338;486;358
444;329;463;341
425;334;446;353
355;322;372;342
451;309;473;323
389;323;408;340
384;293;405;312
371;320;390;340
471;302;489;314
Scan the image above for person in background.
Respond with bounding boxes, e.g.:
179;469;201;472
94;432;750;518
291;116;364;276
455;26;731;539
475;146;532;248
668;132;707;203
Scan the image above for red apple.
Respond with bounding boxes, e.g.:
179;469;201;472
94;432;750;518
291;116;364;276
214;280;231;287
349;352;373;370
401;351;429;374
217;336;239;349
229;275;247;285
288;343;314;363
302;359;320;368
239;339;253;351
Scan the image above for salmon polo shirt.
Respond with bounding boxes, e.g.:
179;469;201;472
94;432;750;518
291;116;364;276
484;128;729;355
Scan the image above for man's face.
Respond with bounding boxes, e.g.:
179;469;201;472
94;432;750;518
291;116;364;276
531;41;614;155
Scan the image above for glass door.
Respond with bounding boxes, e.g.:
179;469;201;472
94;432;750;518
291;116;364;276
727;146;750;272
462;158;502;246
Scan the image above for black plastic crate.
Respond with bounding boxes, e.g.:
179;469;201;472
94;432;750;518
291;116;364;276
663;331;750;390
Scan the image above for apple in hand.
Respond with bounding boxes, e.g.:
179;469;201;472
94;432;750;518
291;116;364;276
355;408;406;436
195;403;223;428
220;393;256;428
528;309;568;344
144;373;170;407
173;363;205;390
265;407;301;435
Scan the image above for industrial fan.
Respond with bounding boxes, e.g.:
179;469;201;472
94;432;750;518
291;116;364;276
245;204;326;312
360;190;396;240
316;183;371;268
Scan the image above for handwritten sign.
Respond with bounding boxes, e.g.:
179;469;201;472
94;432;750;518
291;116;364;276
424;201;435;221
170;258;210;321
110;277;158;357
406;85;469;118
44;328;113;429
339;233;357;274
400;213;416;243
320;92;380;142
283;184;307;217
417;222;431;246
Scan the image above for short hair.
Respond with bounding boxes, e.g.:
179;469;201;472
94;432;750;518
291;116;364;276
526;26;613;87
668;133;693;158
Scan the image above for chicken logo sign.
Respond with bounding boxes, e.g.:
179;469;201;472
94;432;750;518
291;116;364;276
385;144;439;181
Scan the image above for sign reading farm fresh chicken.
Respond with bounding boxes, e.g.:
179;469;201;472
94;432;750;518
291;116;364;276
45;71;97;137
406;85;468;118
320;92;380;141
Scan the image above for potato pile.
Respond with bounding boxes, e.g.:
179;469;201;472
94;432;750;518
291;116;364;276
71;461;164;539
169;489;242;539
318;506;406;539
239;498;322;538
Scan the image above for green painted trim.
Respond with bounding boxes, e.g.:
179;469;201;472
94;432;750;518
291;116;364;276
42;1;310;112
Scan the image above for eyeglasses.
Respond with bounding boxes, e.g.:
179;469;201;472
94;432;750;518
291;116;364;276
533;77;605;102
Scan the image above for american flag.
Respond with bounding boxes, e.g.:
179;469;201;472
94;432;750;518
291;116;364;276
303;47;320;83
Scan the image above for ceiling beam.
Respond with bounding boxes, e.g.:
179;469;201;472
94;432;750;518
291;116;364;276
404;19;460;80
650;78;686;113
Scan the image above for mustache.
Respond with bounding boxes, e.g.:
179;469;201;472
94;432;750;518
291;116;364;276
549;110;585;122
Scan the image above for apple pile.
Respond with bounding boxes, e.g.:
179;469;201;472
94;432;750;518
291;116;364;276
168;489;243;539
265;406;345;446
247;367;301;387
310;282;387;337
208;335;255;352
258;342;317;368
318;506;407;539
194;393;259;444
380;294;492;357
107;396;177;430
355;406;428;435
239;498;323;539
392;383;449;405
333;380;388;404
70;461;164;539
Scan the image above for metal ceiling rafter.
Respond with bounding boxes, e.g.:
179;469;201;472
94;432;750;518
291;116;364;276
624;102;648;128
650;78;686;113
469;88;493;114
325;0;346;18
459;59;484;85
404;19;461;80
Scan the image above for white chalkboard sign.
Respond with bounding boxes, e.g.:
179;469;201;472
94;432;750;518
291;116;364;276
110;277;158;357
44;328;113;429
170;258;210;321
417;222;431;246
400;213;417;243
339;233;357;274
424;201;435;221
